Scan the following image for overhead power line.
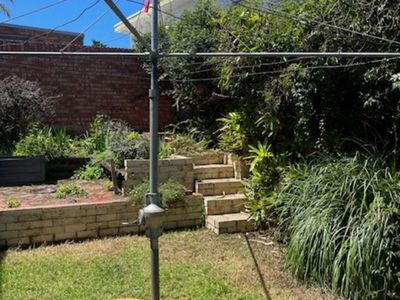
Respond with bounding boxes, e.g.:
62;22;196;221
0;0;69;24
61;0;120;51
0;0;101;48
169;56;400;83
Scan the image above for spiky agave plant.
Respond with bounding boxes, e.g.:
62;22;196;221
275;153;400;300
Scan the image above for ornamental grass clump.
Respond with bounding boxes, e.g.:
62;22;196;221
275;153;400;300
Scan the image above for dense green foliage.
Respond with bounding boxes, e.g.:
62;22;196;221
167;132;209;156
14;116;210;175
0;76;54;154
72;164;104;181
129;179;186;208
150;2;400;298
55;183;87;199
244;142;286;227
275;154;400;299
14;125;85;159
157;0;400;157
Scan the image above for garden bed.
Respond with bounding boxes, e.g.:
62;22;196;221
0;180;115;209
0;180;204;249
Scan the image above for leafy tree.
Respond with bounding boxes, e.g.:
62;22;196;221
155;0;400;160
91;39;107;48
0;76;55;154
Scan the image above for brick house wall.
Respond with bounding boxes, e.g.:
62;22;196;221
0;24;173;132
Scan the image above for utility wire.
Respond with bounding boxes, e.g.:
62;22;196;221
0;0;101;48
167;56;400;82
183;56;316;75
60;0;120;52
233;0;400;47
0;0;69;24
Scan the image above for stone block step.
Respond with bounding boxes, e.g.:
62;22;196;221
206;213;256;234
195;178;244;196
194;164;234;180
204;193;247;215
192;152;225;165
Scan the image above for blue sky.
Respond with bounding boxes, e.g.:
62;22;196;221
0;0;143;48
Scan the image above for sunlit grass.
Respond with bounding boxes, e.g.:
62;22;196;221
0;230;334;300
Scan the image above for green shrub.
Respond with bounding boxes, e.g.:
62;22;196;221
0;76;55;154
104;120;149;167
159;139;173;159
245;142;286;227
218;112;248;155
129;180;150;206
72;164;104;180
129;179;186;208
14;125;86;159
56;183;87;199
103;180;114;191
159;179;186;207
168;133;209;156
275;154;400;300
81;115;110;154
4;197;21;208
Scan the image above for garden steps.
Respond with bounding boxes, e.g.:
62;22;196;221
195;178;243;196
206;213;256;234
194;164;234;180
204;193;247;215
193;160;254;235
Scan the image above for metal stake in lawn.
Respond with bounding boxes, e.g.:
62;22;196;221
104;1;164;300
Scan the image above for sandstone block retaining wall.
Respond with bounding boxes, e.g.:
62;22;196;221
0;194;203;249
123;155;194;194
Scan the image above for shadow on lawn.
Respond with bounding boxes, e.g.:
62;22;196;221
243;233;272;300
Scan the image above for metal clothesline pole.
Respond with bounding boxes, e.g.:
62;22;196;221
104;1;163;300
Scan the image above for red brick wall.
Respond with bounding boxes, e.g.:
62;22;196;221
0;25;173;132
0;23;84;46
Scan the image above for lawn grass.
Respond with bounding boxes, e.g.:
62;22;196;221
0;230;337;300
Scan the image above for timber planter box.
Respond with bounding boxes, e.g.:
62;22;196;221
46;157;90;181
0;156;46;186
